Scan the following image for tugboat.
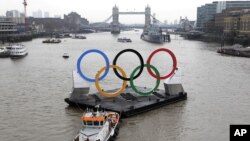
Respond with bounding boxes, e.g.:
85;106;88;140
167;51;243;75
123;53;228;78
0;47;10;58
117;37;132;43
42;38;61;43
74;109;120;141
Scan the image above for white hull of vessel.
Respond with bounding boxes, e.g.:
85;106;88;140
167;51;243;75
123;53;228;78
74;111;120;141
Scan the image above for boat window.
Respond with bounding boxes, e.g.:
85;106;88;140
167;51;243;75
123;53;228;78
94;121;99;126
86;121;93;126
83;121;86;125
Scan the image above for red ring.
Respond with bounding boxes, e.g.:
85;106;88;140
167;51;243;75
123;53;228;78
146;48;177;79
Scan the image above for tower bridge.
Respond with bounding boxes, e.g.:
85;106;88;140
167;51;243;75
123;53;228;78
111;5;151;34
89;5;180;33
90;5;152;33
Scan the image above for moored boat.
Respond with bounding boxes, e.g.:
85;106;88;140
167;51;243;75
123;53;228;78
185;30;204;39
72;34;86;39
0;47;10;58
141;26;169;43
217;44;250;58
74;109;120;141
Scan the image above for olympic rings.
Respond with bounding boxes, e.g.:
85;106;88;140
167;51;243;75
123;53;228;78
113;49;144;81
77;49;110;82
130;64;160;96
146;48;177;80
77;48;177;97
95;65;128;97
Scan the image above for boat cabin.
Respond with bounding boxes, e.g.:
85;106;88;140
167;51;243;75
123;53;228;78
80;112;118;127
80;112;105;127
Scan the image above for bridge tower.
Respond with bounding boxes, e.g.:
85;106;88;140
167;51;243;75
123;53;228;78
111;5;120;34
145;5;151;27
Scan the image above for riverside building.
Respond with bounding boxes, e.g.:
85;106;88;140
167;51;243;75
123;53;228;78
197;1;250;29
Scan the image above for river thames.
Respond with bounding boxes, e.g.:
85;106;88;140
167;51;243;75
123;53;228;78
0;31;250;141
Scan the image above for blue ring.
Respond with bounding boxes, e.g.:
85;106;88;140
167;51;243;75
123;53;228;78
77;49;110;82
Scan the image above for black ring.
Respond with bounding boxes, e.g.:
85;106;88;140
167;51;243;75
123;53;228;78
113;49;144;81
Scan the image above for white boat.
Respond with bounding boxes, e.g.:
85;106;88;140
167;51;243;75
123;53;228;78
72;34;86;39
7;44;28;58
0;47;10;58
117;37;132;42
62;53;69;58
74;109;120;141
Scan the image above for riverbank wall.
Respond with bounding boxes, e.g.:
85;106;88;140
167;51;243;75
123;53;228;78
185;33;249;46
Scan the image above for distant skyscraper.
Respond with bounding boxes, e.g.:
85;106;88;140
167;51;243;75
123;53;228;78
6;10;20;18
32;11;37;18
32;10;43;18
44;12;49;18
54;15;61;18
164;20;168;25
5;10;24;24
174;19;177;25
37;10;42;18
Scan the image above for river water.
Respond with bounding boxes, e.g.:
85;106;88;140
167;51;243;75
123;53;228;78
0;31;249;141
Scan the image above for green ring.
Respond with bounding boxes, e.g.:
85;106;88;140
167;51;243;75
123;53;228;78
130;64;160;96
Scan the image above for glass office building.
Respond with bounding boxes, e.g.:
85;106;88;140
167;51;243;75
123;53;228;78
197;1;250;29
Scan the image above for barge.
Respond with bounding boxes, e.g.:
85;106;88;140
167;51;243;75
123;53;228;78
65;71;187;118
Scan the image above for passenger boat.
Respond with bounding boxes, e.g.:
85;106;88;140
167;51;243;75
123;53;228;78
0;47;10;58
8;44;28;58
42;38;61;43
117;37;132;43
217;44;250;58
74;109;120;141
62;53;69;58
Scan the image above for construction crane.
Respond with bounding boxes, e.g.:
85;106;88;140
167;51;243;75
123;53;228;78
23;0;27;22
23;0;27;32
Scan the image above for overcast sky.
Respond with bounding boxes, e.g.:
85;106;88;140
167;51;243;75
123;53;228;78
0;0;230;23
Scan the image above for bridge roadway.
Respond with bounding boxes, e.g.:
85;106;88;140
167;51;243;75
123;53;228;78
118;12;145;14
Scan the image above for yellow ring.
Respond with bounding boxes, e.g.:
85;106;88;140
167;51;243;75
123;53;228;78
95;65;127;97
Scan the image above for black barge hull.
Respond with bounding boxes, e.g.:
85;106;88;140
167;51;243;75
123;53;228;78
65;86;187;118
